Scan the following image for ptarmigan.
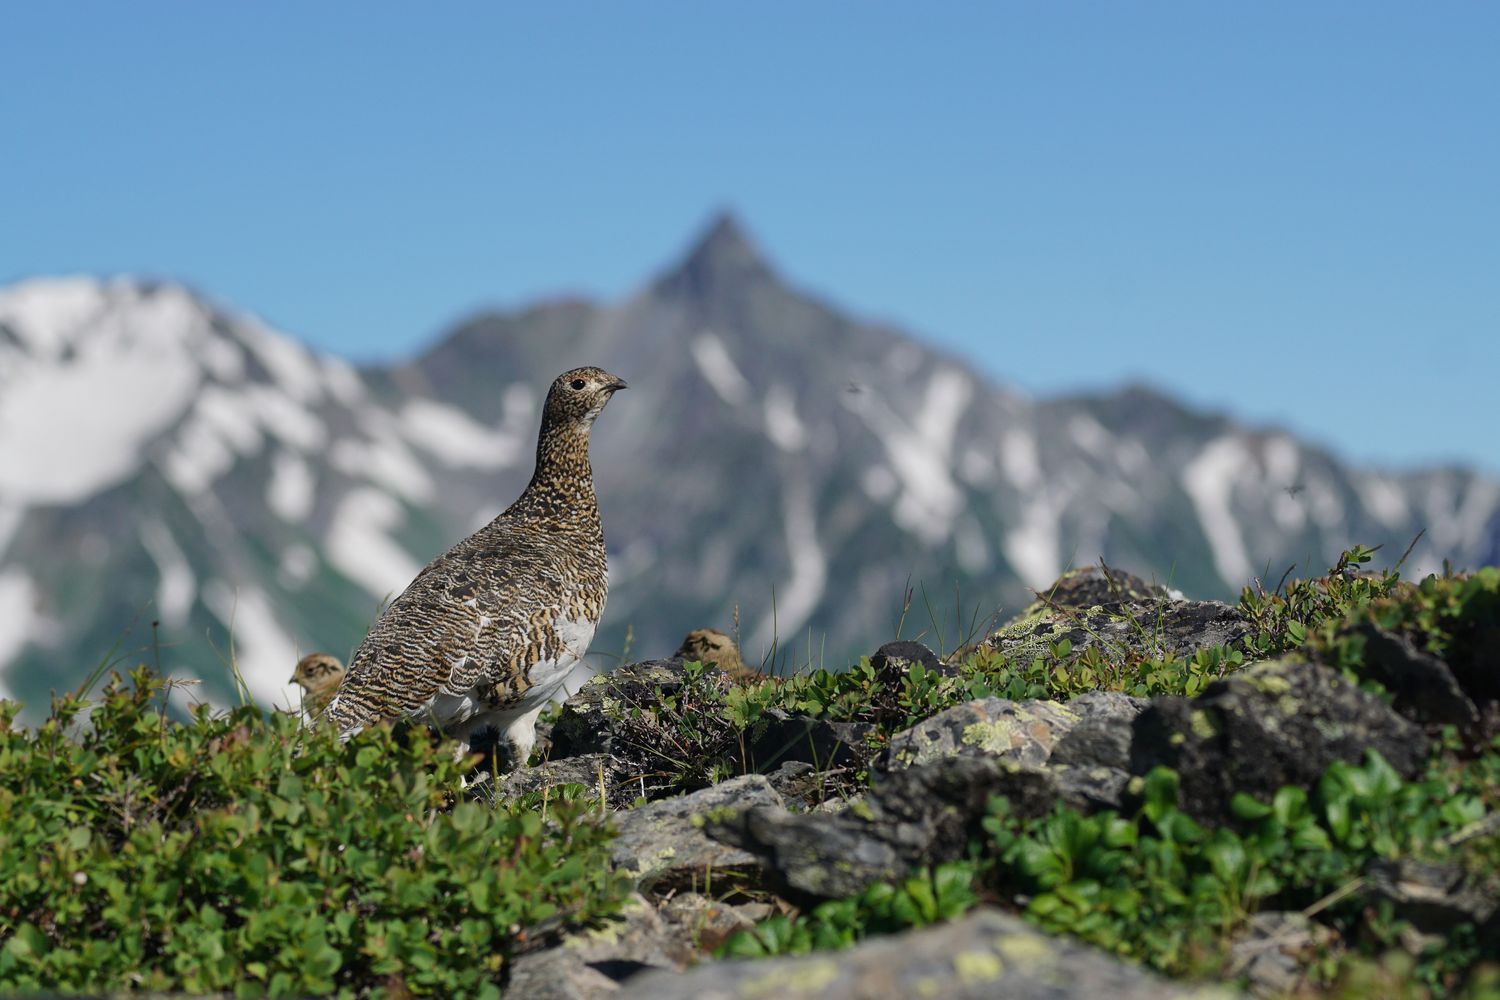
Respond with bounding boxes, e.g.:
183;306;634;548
290;652;346;718
674;628;761;683
322;366;627;768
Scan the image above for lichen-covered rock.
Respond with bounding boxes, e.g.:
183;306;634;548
1034;563;1173;612
614;907;1242;1000
1131;657;1428;823
1051;691;1151;772
985;597;1255;667
610;774;782;890
549;659;692;761
506;893;694;1000
876;697;1079;770
706;756;1059;900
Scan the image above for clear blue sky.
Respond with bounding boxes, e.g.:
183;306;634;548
2;4;1495;474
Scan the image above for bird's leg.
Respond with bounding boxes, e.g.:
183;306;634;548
503;703;548;772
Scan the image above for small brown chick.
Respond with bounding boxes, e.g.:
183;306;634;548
290;652;346;719
674;628;762;683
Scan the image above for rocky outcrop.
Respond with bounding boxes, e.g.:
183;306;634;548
610;775;782;890
985;595;1255;666
491;563;1500;1000
614;907;1242;1000
1130;656;1426;822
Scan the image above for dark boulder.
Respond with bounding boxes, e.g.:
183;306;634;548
1131;656;1428;823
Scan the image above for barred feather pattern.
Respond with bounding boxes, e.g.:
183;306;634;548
321;367;625;754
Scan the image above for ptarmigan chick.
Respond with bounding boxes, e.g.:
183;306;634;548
674;628;761;683
322;366;627;769
290;652;346;718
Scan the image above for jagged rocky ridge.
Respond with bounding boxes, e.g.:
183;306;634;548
1;215;1499;714
488;564;1500;999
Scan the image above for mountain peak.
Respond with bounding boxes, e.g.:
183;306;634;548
657;210;773;299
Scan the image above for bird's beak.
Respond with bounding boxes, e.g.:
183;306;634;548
608;378;628;393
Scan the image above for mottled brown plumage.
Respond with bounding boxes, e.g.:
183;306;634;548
322;366;626;767
290;652;346;718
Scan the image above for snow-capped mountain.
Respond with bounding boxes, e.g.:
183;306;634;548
1;216;1497;714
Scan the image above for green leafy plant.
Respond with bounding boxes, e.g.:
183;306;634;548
0;668;631;998
717;863;978;958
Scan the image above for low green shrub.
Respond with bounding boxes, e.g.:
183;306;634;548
718;863;978;959
0;669;631;998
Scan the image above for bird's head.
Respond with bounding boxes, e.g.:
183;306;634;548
543;366;628;431
290;652;345;692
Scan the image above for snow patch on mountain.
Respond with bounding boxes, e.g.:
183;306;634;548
245;385;327;452
847;367;969;544
0;570;39;694
1068;414;1112;459
320;356;367;405
268;450;316;521
1004;496;1061;589
236;316;325;404
325;488;422;600
330;426;435;503
201;579;300;708
691;333;751;406
763;384;807;452
0;334;199;504
0;276;106;356
140;520;196;628
1000;428;1041;490
400;398;523;469
1358;474;1412;528
1184;437;1254;586
278;544;318;590
751;476;826;656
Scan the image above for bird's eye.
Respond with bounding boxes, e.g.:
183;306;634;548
570;378;586;390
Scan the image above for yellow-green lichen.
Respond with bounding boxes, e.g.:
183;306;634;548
994;932;1055;968
953;949;1004;983
1188;709;1220;740
961;720;1017;754
742;958;841;996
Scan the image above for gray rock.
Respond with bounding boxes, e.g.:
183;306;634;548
611;774;782;891
986;598;1254;668
876;697;1079;770
614;907;1243;1000
1364;858;1500;933
1034;563;1173;611
868;640;950;686
1347;624;1480;732
1225;911;1338;998
506;893;694;1000
1131;656;1428;823
707;756;1059;900
1052;691;1151;772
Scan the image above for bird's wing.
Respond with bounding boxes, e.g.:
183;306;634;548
327;524;573;730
